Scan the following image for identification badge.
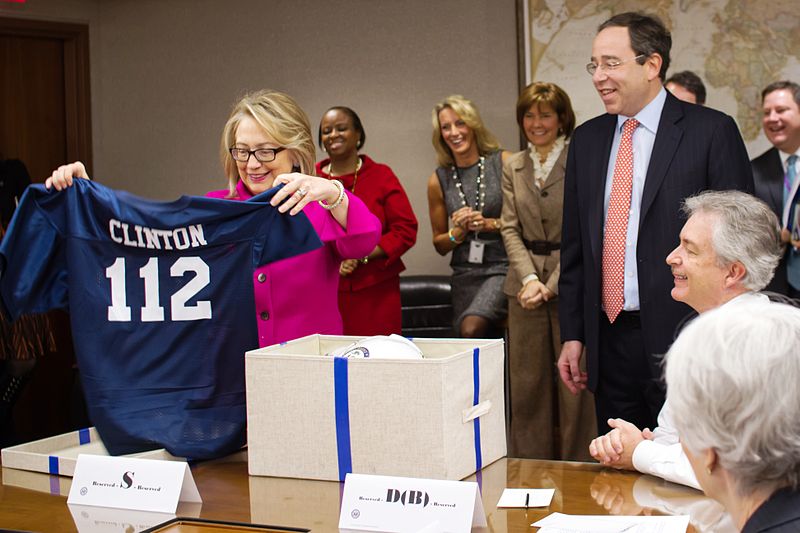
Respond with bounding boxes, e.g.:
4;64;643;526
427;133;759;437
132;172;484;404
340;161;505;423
468;239;485;264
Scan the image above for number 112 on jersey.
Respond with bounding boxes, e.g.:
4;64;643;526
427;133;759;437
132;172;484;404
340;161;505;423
105;256;212;322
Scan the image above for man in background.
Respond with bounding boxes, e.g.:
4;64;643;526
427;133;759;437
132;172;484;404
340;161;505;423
664;70;706;105
752;80;800;297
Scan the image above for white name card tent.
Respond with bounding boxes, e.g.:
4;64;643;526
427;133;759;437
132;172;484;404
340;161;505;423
338;473;486;533
67;454;201;514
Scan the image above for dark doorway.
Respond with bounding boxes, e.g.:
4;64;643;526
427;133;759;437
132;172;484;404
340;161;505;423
0;16;92;443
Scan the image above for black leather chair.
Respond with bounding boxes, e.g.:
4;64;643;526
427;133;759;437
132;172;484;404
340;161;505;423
762;291;800;307
399;275;455;338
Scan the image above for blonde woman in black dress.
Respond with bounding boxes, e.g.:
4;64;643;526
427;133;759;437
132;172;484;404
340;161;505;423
427;95;510;338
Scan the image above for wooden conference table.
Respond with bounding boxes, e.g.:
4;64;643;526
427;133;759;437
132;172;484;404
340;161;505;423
0;453;727;532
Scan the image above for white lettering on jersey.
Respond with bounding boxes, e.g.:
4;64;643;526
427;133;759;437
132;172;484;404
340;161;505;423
106;256;212;322
108;219;207;250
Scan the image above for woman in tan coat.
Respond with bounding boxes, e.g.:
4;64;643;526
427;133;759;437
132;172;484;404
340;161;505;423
501;82;595;460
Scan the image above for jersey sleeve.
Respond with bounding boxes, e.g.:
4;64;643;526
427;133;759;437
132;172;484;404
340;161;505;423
251;204;323;267
0;186;67;320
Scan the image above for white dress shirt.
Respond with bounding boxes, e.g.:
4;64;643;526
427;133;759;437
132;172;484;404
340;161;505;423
603;88;667;311
631;291;770;490
778;149;800;227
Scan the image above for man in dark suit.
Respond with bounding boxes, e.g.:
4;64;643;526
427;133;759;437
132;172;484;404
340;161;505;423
752;81;800;297
557;12;754;432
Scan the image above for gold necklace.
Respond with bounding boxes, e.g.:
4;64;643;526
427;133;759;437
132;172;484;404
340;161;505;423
327;157;363;192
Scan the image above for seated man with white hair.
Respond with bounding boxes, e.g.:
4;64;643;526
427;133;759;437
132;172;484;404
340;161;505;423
589;190;783;489
666;300;800;530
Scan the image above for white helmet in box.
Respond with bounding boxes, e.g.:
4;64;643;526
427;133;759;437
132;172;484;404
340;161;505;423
329;334;423;360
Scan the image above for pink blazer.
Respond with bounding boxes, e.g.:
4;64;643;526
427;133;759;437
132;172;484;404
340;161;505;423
206;180;381;346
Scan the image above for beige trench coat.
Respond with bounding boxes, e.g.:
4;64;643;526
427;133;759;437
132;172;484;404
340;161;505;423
500;146;567;297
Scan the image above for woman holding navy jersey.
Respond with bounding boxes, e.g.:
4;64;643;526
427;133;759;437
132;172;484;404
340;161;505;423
46;90;381;347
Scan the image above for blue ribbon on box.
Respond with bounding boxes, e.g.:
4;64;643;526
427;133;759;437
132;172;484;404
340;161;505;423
48;427;91;475
48;456;59;476
334;357;353;481
472;347;483;471
331;347;485;481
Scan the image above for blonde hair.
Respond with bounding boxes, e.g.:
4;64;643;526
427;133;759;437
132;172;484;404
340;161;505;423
220;89;315;196
431;95;500;167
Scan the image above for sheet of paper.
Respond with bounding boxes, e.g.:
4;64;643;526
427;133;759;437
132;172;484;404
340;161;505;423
496;488;555;508
533;512;690;533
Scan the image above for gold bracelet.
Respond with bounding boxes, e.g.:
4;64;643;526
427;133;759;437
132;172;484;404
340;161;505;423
448;227;464;244
319;179;345;210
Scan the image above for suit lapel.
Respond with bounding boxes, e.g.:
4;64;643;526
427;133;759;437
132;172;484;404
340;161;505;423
766;148;784;214
514;149;539;198
541;147;567;190
588;115;616;264
640;94;684;225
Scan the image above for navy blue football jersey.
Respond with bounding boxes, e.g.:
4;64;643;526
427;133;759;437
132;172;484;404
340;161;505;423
0;179;322;459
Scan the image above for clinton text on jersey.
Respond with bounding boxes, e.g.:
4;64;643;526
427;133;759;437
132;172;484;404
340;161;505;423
108;219;208;250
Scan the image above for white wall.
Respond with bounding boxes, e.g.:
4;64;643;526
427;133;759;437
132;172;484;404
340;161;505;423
1;0;520;275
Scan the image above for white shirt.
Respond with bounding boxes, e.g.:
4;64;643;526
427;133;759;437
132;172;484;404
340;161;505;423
603;88;667;311
631;291;770;490
778;149;800;227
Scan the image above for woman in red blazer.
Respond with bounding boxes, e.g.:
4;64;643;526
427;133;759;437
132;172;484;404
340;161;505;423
316;107;418;335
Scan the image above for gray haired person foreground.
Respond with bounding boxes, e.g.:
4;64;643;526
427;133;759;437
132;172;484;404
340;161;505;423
666;300;800;532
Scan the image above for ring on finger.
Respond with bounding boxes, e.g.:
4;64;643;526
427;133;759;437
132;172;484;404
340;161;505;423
296;187;308;197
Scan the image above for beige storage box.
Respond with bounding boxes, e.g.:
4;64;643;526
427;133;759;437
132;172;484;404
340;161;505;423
245;335;506;481
1;427;181;477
